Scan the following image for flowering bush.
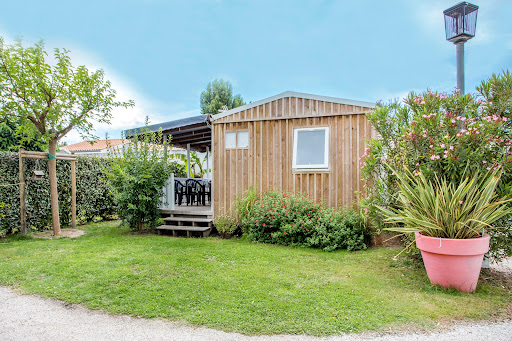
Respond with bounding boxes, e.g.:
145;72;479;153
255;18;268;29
361;71;512;260
242;189;367;251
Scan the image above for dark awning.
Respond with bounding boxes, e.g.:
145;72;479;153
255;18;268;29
124;115;212;152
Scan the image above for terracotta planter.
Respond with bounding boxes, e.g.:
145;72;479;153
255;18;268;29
415;232;490;293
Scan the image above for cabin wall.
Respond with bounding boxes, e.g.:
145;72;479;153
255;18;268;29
212;97;373;217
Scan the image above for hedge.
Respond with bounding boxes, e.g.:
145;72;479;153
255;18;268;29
0;152;116;235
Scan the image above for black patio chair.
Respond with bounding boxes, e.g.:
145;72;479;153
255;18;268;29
186;179;206;206
205;180;212;204
174;180;186;206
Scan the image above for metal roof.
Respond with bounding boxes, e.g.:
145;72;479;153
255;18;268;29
211;91;376;121
123;115;211;152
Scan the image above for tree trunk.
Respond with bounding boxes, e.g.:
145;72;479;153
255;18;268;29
48;139;61;236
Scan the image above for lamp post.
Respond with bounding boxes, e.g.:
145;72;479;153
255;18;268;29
443;2;479;95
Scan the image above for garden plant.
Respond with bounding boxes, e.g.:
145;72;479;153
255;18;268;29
377;167;512;292
106;125;173;233
361;70;512;261
239;188;367;252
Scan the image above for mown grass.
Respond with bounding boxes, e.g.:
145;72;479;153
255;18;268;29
0;220;509;336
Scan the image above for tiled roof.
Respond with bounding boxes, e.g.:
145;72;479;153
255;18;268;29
61;139;128;152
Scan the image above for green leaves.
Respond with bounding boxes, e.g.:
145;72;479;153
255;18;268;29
0;37;134;144
105;126;173;232
378;167;512;239
199;79;245;115
0;152;116;235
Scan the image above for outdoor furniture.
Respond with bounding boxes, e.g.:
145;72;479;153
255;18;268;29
185;179;206;206
174;180;186;205
205;180;211;204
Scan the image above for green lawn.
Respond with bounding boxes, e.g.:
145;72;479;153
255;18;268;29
0;221;509;336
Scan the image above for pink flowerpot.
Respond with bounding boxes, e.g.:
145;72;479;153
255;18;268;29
415;232;490;293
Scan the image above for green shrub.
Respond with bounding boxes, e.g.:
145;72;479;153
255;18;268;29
362;71;512;260
106;128;172;232
242;189;367;251
234;186;257;232
0;152;115;235
214;214;238;238
377;168;512;239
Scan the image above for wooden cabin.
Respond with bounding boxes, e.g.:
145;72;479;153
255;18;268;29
210;91;375;217
126;91;375;235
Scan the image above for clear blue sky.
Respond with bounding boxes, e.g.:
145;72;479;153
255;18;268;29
1;0;510;143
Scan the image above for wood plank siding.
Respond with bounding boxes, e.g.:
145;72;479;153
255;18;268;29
212;95;374;217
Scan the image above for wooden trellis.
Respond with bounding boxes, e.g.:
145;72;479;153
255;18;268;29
18;149;77;234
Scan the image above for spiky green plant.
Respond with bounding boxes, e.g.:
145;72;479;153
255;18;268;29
377;168;512;239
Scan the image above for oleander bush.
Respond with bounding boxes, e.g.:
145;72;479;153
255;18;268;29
0;152;116;235
361;70;512;260
241;189;367;251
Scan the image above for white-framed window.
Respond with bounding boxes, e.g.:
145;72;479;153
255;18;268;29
237;131;249;148
225;130;249;149
293;127;329;169
225;132;237;149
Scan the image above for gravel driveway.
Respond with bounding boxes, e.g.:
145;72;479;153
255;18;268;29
1;260;511;341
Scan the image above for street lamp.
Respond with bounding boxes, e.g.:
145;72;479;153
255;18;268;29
443;2;479;95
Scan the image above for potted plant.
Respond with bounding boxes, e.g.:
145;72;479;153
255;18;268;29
378;168;512;293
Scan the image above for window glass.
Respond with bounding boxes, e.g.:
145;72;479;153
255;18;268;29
293;128;328;169
225;132;236;149
237;131;249;148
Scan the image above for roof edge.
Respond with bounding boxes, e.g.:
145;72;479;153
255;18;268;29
211;91;376;121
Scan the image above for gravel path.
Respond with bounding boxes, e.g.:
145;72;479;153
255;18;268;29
0;285;510;341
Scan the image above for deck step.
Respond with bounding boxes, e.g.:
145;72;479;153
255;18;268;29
157;225;210;232
163;217;213;223
156;225;212;238
161;209;213;216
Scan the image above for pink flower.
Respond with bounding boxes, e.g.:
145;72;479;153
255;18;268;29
449;145;454;150
440;143;446;148
503;117;508;121
459;200;464;205
482;160;487;164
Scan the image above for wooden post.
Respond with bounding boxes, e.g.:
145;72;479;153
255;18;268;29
206;146;210;180
19;149;26;234
71;159;76;229
187;143;191;178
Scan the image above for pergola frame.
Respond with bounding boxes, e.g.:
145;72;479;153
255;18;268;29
18;149;77;234
125;115;212;179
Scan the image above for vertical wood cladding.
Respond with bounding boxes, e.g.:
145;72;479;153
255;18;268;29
212;96;373;217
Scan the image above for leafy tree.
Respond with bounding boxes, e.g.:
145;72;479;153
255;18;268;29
0;38;133;235
200;79;245;115
0;118;45;151
106;126;172;233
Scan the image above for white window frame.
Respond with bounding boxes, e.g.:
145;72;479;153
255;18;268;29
292;127;329;170
237;131;249;148
225;131;237;149
225;130;249;149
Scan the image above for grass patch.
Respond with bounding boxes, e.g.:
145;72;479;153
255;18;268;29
0;221;510;336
